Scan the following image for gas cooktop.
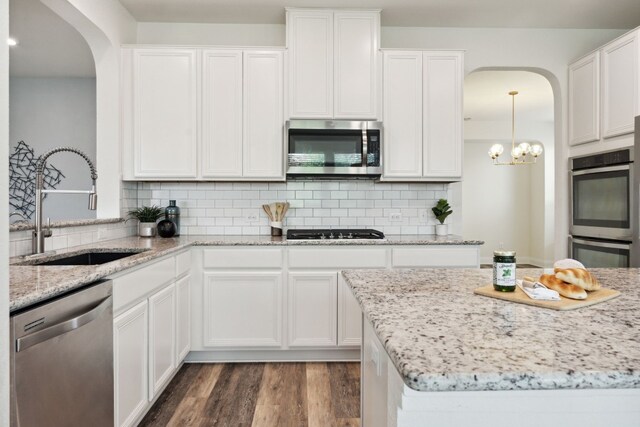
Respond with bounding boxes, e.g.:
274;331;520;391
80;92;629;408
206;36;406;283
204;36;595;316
286;229;385;240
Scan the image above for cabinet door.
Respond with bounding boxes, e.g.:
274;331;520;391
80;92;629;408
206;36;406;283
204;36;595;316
422;52;463;178
201;50;243;178
383;51;423;178
203;272;283;347
334;11;380;119
148;283;176;399
338;275;362;347
569;52;601;146
602;31;638;138
286;10;333;118
114;301;148;427
133;49;197;178
243;51;284;178
175;275;191;363
288;272;338;347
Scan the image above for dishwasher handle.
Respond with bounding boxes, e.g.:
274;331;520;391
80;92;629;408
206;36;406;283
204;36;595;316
16;296;111;352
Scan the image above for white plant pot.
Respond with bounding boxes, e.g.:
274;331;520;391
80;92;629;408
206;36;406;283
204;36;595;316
435;223;448;236
138;222;157;237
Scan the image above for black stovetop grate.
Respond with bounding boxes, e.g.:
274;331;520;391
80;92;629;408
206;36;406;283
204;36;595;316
286;228;385;240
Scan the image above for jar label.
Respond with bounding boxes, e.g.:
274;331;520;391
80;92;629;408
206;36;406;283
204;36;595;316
494;262;516;286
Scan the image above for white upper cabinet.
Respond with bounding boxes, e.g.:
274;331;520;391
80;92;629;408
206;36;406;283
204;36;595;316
286;8;380;120
382;50;464;181
243;51;284;178
131;49;198;178
201;50;243;178
422;51;463;178
122;46;284;181
333;11;380;119
568;27;640;153
383;51;423;178
569;51;600;145
287;10;333;118
602;30;639;139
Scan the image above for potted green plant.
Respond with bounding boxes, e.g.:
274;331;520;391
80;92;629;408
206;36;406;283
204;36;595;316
128;205;164;237
431;199;453;236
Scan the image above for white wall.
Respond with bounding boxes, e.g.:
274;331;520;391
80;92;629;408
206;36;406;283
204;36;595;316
9;77;96;221
463;119;553;265
1;0;9;421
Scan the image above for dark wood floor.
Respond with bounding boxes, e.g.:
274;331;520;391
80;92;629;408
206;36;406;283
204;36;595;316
139;362;361;427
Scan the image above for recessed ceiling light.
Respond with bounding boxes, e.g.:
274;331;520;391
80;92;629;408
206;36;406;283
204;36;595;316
7;38;17;46
464;117;472;121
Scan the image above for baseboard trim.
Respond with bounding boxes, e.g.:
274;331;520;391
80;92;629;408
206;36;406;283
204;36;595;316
185;349;361;363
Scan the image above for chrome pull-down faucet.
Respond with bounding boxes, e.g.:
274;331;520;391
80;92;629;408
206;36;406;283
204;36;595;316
33;147;98;254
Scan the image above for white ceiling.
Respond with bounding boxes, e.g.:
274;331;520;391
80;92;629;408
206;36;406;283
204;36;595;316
118;0;640;28
9;0;95;77
464;71;554;122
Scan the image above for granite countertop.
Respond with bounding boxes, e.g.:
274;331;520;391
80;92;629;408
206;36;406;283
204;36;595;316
341;268;640;393
9;234;483;313
9;217;124;232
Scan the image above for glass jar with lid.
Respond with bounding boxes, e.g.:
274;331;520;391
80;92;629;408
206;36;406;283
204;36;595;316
493;250;516;292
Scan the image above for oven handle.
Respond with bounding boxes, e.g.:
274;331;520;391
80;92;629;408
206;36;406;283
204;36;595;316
571;164;631;176
570;237;631;250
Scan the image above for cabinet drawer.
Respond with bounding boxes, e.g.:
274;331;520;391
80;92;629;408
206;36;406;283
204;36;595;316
203;248;283;269
392;246;478;268
113;257;176;312
176;250;191;277
288;247;387;269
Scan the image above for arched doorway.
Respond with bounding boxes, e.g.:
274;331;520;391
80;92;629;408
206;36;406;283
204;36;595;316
461;70;554;267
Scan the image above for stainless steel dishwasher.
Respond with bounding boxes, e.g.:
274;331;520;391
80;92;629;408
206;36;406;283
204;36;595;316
10;280;114;427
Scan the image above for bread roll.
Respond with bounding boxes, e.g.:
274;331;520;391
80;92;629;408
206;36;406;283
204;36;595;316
554;268;601;291
539;274;587;300
553;258;585;270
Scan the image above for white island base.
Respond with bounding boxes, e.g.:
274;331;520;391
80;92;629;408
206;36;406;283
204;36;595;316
362;320;640;427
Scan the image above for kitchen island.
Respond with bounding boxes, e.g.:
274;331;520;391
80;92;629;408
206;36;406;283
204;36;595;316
342;268;640;427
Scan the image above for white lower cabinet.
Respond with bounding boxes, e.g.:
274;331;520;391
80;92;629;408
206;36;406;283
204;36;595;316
203;272;283;347
362;319;389;427
175;275;191;363
111;251;189;427
338;275;362;347
288;272;338;347
148;284;176;399
113;300;148;427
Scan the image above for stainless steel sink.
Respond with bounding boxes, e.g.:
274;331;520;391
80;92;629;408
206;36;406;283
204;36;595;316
15;250;148;266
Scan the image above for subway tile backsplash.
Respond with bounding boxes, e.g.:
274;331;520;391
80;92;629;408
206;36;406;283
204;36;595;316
137;180;450;236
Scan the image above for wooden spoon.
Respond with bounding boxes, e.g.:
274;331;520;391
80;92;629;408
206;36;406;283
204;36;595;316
262;204;273;221
276;203;284;221
282;202;290;219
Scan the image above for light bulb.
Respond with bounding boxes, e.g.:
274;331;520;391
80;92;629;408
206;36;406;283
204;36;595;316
489;144;504;157
511;146;523;159
518;142;531;155
7;38;17;46
531;144;543;157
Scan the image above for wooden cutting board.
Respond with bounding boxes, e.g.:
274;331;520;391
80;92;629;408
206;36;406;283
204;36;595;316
473;284;620;311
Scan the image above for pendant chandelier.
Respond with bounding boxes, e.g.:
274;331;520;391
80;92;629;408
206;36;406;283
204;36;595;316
488;91;543;165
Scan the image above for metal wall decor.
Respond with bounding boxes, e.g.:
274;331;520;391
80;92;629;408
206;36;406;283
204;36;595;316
9;141;65;218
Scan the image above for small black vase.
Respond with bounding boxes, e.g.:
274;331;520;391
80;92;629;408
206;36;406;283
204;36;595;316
157;219;177;238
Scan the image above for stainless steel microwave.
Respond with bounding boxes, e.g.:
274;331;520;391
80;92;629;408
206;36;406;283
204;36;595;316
286;120;382;176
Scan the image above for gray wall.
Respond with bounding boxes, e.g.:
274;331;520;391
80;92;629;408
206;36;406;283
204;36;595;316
9;77;96;221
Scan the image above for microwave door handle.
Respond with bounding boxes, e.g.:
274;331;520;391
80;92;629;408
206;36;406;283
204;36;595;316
361;127;368;167
571;164;631;176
